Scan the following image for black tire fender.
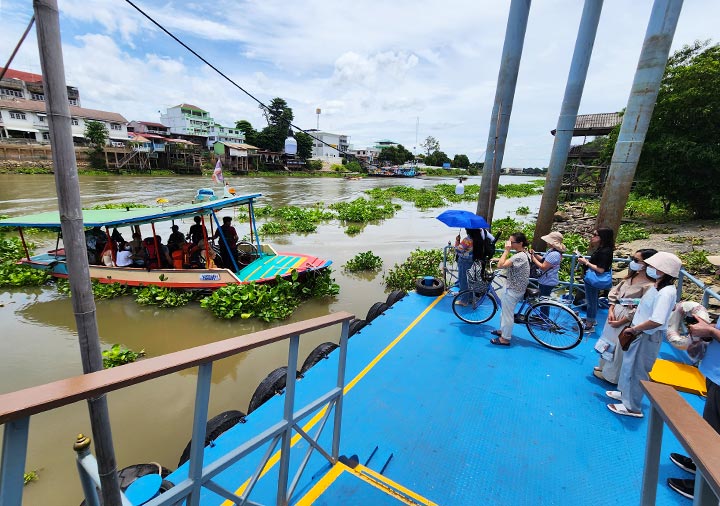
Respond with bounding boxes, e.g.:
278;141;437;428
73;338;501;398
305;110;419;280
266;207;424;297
177;410;246;467
366;302;390;322
300;342;339;375
385;289;407;306
415;277;445;296
80;463;175;505
349;318;366;336
248;366;292;414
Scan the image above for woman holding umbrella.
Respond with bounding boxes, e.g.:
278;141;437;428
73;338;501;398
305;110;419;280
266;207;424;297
454;228;484;304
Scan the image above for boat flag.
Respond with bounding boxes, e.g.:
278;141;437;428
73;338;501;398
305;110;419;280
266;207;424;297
212;159;224;184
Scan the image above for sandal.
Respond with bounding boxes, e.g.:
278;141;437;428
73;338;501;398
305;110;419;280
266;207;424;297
490;329;502;336
490;337;511;346
606;390;622;401
607;403;643;418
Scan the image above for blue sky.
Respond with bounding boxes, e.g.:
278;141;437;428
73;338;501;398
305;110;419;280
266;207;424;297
1;0;718;166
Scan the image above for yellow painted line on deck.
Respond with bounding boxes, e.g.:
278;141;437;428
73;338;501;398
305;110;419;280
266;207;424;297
296;461;438;506
257;255;297;279
221;292;445;505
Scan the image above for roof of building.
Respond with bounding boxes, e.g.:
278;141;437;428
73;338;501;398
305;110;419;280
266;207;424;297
173;103;207;112
550;112;622;136
0;68;43;83
0;97;127;123
217;141;260;150
136;121;168;128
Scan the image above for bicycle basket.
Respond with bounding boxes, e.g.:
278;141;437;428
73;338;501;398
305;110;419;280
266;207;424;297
467;262;490;293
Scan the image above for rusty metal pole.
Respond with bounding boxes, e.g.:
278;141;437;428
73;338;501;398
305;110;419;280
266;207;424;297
476;0;531;225
596;0;683;233
533;0;604;251
33;1;123;504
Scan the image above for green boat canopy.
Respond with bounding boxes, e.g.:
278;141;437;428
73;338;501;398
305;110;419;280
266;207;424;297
0;194;261;230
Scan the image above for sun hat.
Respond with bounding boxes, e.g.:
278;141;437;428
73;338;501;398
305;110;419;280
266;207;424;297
707;255;720;266
540;231;566;252
645;251;682;278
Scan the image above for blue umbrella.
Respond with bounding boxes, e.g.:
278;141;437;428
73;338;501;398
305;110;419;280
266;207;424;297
436;210;490;230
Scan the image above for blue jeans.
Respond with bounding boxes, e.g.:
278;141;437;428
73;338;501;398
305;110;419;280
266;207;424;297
457;256;473;302
584;282;599;323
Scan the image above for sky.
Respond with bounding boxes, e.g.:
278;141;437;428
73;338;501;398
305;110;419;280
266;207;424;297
1;0;718;167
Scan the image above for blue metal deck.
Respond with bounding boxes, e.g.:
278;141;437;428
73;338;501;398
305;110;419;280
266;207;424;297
166;291;702;505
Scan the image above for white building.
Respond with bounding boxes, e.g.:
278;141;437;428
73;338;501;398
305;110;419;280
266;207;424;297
306;129;349;159
207;123;245;148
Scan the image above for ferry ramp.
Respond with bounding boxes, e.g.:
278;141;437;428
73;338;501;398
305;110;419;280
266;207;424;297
166;290;702;505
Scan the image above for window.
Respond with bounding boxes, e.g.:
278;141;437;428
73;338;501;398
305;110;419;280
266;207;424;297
31;93;45;101
9;111;27;120
68;98;78;106
0;88;23;97
71;118;79;126
42;132;50;141
110;123;121;131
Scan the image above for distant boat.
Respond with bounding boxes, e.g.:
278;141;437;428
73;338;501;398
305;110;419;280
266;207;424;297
0;194;332;289
367;165;418;178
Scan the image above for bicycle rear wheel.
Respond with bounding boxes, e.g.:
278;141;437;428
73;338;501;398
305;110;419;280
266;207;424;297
525;301;583;350
452;289;498;324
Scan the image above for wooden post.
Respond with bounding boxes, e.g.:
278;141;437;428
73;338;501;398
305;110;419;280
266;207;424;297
33;1;123;504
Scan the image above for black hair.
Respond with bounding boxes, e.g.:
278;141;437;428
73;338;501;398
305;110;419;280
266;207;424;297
656;274;677;291
596;227;615;250
628;248;658;279
466;229;483;262
511;232;528;248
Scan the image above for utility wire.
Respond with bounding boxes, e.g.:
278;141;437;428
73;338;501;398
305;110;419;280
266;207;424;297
0;16;36;82
123;0;355;160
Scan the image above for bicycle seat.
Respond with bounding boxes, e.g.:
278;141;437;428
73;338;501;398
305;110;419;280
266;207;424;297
525;287;540;298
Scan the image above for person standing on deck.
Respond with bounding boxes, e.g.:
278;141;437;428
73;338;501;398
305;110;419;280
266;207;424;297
606;252;682;417
666;316;720;499
213;216;238;269
187;216;207;246
490;232;531;346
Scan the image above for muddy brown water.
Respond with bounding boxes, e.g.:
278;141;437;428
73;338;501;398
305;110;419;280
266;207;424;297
0;173;541;504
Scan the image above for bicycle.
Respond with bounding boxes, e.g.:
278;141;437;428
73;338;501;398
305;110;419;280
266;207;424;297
451;262;584;351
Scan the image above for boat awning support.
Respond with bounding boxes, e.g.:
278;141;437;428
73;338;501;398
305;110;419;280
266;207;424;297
210;211;241;273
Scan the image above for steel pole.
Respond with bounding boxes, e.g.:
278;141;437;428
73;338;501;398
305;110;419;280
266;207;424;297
596;0;683;233
33;1;122;504
476;0;531;225
533;0;604;250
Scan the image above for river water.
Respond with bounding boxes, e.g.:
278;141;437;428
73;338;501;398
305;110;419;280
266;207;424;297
0;173;542;504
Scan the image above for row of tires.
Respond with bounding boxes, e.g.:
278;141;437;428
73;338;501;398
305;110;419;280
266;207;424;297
83;290;409;504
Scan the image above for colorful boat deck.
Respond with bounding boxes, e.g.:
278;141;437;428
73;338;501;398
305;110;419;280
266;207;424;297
166;291;703;505
237;252;331;283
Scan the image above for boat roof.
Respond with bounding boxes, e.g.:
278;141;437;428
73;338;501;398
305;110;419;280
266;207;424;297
0;193;261;230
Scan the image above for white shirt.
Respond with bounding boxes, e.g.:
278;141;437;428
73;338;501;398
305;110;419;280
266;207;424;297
116;250;133;267
631;285;677;330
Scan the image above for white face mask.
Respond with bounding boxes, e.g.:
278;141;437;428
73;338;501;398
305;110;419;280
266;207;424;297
628;260;643;271
646;266;661;279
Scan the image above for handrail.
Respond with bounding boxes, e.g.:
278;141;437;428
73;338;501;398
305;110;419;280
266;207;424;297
0;311;354;424
640;381;720;504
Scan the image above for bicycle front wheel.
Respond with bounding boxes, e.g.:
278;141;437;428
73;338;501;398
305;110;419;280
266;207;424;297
452;289;498;324
525;301;583;350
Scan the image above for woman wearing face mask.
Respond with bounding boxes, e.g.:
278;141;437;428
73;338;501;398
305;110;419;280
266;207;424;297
576;227;615;332
606;251;682;417
593;249;657;384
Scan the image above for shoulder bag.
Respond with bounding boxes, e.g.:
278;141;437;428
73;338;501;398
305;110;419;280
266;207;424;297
584;268;612;290
618;326;639;351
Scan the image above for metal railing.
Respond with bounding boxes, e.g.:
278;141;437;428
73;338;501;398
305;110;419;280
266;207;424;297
0;311;354;506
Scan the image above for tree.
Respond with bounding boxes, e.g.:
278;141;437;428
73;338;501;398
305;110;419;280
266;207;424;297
378;144;414;165
425;151;451;167
452;154;470;169
84;121;108;170
256;97;294;152
599;42;720;217
295;131;313;160
234;120;259;146
421;136;440;156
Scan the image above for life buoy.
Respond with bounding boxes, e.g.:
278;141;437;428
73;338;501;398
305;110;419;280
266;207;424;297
666;301;711;350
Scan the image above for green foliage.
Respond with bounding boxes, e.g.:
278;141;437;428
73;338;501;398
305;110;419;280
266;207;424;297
344;251;383;272
515;206;530;215
585;194;694;223
0;262;51;287
330;198;397;223
56;278;71;295
452;154;470;169
345;160;363;172
383;248;443;291
378;144;415;165
235;119;260;146
92;281;130;299
496;183;543;198
633;42;720;218
490;217;534;245
24;470;39;485
84;120;109;147
616;223;650;244
345;225;362;236
102;344;145;368
260;221;290;235
330;164;344;172
424;151;451;167
421;136;440;156
134;285;193;308
200;269;338;321
307;160;323;171
667;235;704;246
87;202;150;210
0;237;26;262
679;249;714;273
257;204;334;235
295;131;313;160
258;98;294;152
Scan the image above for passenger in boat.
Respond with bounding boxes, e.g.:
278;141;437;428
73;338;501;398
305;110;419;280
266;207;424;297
156;235;173;268
129;233;145;266
607;252;681;418
85;226;107;265
593;249;656;385
490;232;531;346
576;227;615;332
213;216;238;268
187;216;207;245
115;242;133;267
666;316;720;499
167;225;186;252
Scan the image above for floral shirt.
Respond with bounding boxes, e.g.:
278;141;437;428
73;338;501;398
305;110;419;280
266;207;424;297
456;236;473;260
506;252;531;293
